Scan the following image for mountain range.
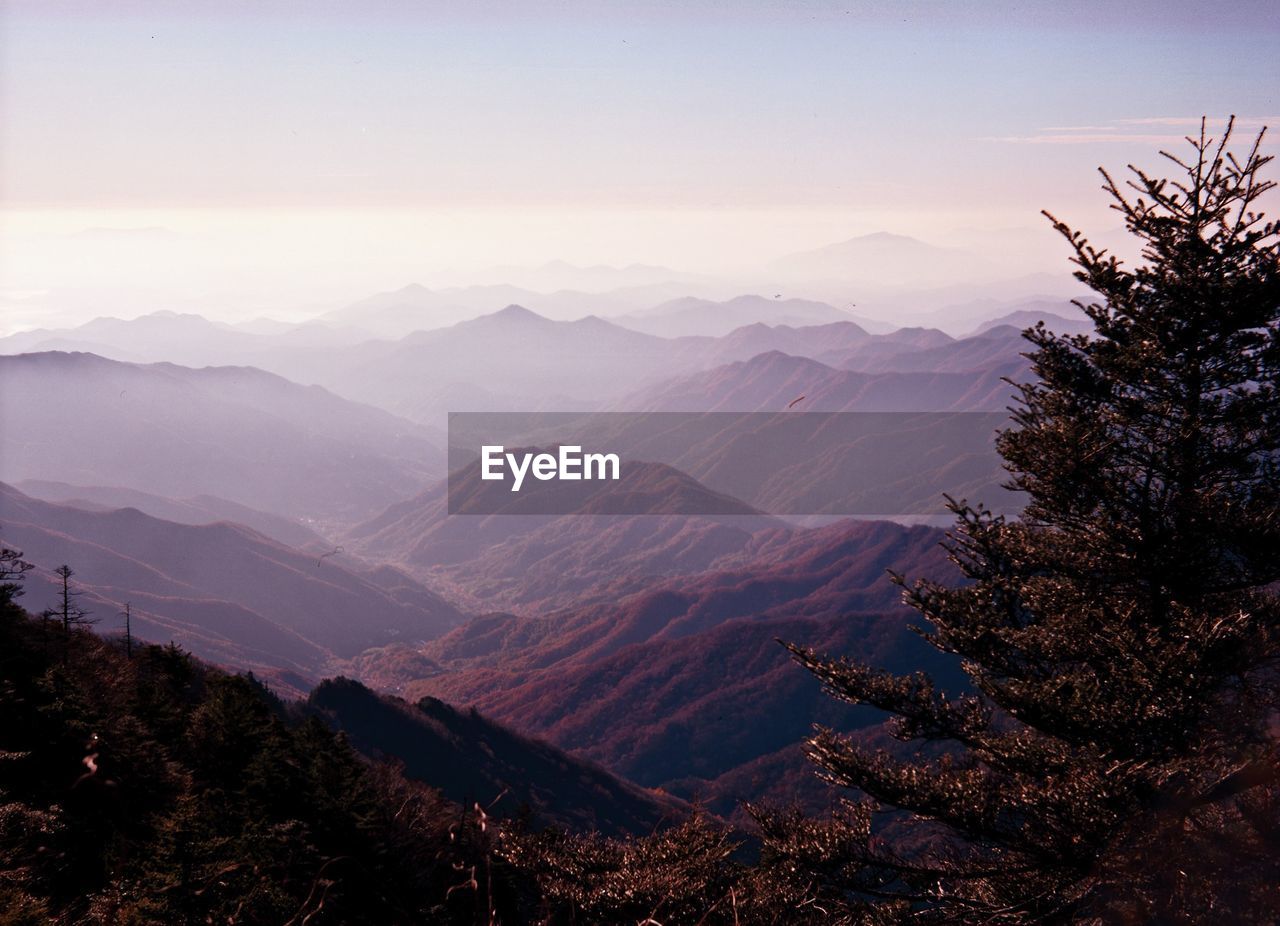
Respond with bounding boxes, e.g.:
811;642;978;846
0;297;1080;445
14;479;330;549
0;483;464;682
0;268;1080;823
622;350;1026;413
613;295;872;338
381;517;965;813
0;351;440;525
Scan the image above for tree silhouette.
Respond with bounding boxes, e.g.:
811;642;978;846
120;601;133;658
0;538;32;605
778;117;1280;923
50;564;92;632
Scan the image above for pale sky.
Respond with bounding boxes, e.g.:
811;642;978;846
1;0;1277;328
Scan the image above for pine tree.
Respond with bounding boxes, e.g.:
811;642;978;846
122;601;133;658
51;564;92;632
778;118;1280;923
0;540;32;604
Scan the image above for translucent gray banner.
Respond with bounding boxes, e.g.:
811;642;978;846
447;411;1021;516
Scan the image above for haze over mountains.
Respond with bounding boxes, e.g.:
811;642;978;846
15;479;330;549
3;228;1090;336
0;351;440;525
613;294;882;337
0;483;463;681
0;293;1081;427
624;350;1025;413
0;231;1089;831
771;231;994;288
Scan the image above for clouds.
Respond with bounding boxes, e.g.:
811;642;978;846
989;133;1191;146
989;116;1278;146
1106;116;1278;128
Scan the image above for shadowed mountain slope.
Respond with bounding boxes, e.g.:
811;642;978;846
350;518;964;808
306;677;686;836
0;483;465;674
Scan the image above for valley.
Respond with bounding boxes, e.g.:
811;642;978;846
0;276;1079;832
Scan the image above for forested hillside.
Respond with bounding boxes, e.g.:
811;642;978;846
0;576;864;925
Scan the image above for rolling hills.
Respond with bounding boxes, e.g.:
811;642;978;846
14;479;331;549
0;351;440;525
345;517;966;811
0;483;464;678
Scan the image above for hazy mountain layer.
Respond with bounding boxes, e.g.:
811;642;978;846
0;484;465;674
15;479;331;550
0;351;440;525
614;295;864;337
622;350;1026;412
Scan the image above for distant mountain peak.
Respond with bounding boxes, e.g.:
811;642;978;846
571;313;616;329
771;231;984;286
739;349;835;372
784;231;953;257
490;304;548;322
842;231;926;244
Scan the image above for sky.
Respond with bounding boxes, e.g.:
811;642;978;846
1;0;1277;329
